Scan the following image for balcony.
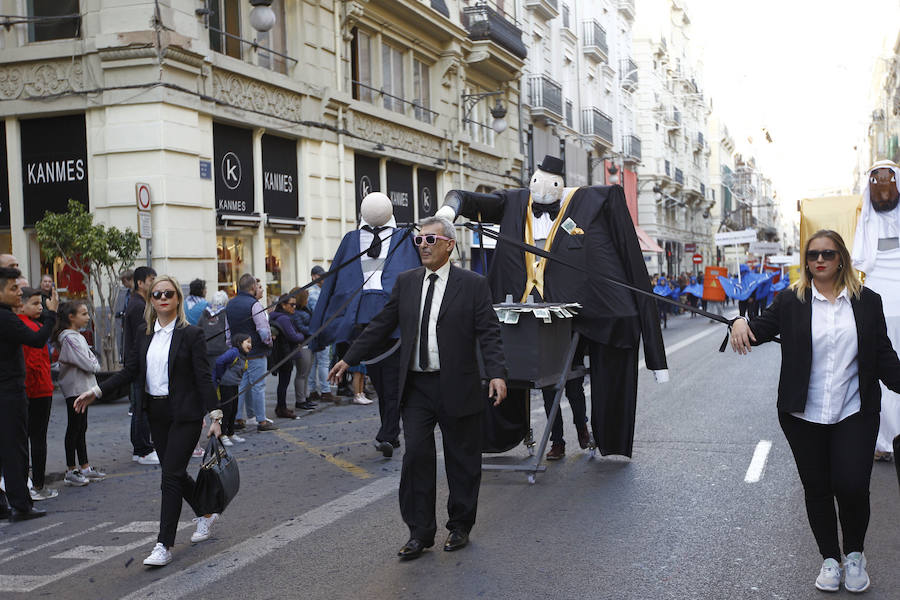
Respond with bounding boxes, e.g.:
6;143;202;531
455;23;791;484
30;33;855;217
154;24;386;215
527;74;563;122
674;168;684;185
463;3;527;60
623;134;641;162
582;20;608;63
525;0;559;20
693;131;704;151
581;107;613;147
618;0;635;20
620;58;638;91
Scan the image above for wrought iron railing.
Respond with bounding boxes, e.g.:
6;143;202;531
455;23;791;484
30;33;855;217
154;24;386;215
527;74;563;118
462;2;527;59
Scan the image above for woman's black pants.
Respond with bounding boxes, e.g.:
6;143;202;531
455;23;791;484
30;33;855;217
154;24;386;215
219;385;239;436
779;410;878;561
64;396;89;468
27;396;52;489
146;397;203;547
275;363;294;410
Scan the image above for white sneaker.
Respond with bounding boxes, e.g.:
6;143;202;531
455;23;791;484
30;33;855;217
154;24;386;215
230;434;246;443
353;394;373;405
815;558;842;592
81;466;106;481
143;542;172;566
843;552;870;593
191;513;219;543
30;487;59;501
220;435;233;447
137;451;160;465
64;469;89;486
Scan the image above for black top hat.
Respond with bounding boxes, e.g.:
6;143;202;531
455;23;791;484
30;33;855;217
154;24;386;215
536;155;565;177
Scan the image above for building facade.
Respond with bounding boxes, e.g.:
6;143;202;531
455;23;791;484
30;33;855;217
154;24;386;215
0;0;526;303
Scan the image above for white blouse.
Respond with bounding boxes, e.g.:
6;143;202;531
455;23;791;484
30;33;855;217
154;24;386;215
793;285;860;424
145;319;176;396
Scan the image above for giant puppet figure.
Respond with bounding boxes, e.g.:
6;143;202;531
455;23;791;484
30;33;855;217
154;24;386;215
852;159;900;460
435;155;668;457
310;192;421;457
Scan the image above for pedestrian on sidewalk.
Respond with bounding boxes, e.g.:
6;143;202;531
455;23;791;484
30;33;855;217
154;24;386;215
0;269;57;522
75;275;224;568
269;294;307;419
730;229;900;594
287;287;315;410
54;300;106;487
18;288;58;501
306;266;335;402
214;333;251;446
125;266;160;465
184;279;208;326
199;290;230;372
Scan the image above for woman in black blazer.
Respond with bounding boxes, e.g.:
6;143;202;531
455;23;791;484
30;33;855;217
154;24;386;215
75;275;222;568
731;230;900;594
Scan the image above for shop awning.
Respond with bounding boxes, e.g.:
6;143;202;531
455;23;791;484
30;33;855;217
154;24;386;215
634;224;664;253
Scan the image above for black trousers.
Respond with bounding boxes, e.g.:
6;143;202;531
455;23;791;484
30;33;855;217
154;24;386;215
275;362;294;410
588;342;639;457
779;410;879;561
219;384;239;436
27;396;52;489
130;383;154;457
0;390;32;511
367;347;402;445
64;396;89;467
400;372;482;543
541;338;587;446
146;397;203;547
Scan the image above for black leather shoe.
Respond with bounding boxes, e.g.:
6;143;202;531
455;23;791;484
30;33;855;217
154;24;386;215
0;505;9;520
375;440;394;458
443;529;469;552
397;538;431;560
9;507;47;522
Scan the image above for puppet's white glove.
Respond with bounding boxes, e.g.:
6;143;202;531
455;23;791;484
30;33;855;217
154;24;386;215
652;369;669;384
435;205;457;222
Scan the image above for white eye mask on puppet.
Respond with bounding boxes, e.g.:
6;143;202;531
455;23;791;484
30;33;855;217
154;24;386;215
360;192;393;227
530;169;564;205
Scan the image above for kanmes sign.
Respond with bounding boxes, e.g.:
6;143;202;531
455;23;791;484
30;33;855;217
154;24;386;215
213;123;254;215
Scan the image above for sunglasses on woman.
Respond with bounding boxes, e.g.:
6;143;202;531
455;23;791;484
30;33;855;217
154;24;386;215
151;289;177;300
806;250;838;261
414;234;452;247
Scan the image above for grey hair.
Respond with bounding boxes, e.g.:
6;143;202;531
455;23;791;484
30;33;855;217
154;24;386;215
418;216;456;240
238;273;256;292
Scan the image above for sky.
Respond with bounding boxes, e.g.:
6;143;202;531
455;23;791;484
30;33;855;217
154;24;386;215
686;0;900;221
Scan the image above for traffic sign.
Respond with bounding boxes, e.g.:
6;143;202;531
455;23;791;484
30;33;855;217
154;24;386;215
136;183;151;211
138;211;152;239
684;243;697;253
692;253;702;264
714;229;757;246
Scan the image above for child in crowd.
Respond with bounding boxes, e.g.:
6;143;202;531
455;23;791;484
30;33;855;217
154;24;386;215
19;288;58;500
54;301;105;486
214;333;251;446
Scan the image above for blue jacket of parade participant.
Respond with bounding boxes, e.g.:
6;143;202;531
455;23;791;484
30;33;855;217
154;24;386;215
309;193;421;351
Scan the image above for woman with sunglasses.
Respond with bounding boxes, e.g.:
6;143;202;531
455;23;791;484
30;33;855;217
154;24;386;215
269;294;307;418
74;276;222;568
730;229;900;593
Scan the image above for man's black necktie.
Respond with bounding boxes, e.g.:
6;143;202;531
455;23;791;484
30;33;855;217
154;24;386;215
419;273;439;370
532;200;561;221
361;225;386;258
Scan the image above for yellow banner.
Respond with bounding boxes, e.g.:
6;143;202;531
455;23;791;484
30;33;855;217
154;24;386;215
799;195;862;251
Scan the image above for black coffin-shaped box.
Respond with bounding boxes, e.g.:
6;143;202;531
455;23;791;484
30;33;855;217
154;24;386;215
497;309;572;386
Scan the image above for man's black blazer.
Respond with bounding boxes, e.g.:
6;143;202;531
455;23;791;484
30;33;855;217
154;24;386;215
749;286;900;414
101;323;218;422
343;265;506;417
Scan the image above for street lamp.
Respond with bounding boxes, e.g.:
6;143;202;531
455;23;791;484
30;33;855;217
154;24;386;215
249;0;276;32
462;91;508;135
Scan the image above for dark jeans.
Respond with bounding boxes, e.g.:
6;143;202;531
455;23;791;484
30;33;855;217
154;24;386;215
275;363;294;410
367;347;402;445
146;397;203;547
219;384;239;436
0;391;32;511
130;383;154;457
779;410;879;561
400;372;482;544
541;338;588;446
27;396;52;489
64;396;89;468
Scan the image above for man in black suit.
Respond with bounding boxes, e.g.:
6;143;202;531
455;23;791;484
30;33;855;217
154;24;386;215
330;216;507;560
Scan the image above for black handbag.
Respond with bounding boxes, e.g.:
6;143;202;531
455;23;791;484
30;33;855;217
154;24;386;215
193;436;240;515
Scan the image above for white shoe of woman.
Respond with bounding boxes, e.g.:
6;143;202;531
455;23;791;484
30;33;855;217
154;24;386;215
143;542;172;566
191;513;219;543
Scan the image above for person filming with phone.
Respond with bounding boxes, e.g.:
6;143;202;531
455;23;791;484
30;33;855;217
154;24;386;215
330;216;507;561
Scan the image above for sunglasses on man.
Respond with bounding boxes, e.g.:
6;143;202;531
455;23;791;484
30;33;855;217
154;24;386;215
806;250;838;261
414;234;453;247
151;289;177;300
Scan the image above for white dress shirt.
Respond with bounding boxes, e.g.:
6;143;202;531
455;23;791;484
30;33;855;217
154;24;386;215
532;212;553;244
359;216;396;291
411;260;451;372
792;284;860;424
145;319;176;396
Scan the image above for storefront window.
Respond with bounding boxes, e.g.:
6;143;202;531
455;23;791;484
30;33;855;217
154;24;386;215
217;234;250;296
265;237;294;298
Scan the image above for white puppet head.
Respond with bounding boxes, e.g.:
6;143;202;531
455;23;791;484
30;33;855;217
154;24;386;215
530;155;565;204
360;192;393;227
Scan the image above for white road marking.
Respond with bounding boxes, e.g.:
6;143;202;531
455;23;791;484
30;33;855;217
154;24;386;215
111;521;163;533
639;323;729;371
0;522;112;565
0;522;63;546
118;475;400;600
744;440;773;483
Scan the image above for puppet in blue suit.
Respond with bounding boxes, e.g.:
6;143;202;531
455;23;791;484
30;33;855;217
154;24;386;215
310;192;421;457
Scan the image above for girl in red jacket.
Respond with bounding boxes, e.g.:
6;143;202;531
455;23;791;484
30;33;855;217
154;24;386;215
19;288;58;501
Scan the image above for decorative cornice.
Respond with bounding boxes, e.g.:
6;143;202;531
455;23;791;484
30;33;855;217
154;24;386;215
350;111;444;157
211;69;303;122
0;59;84;100
468;149;503;175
